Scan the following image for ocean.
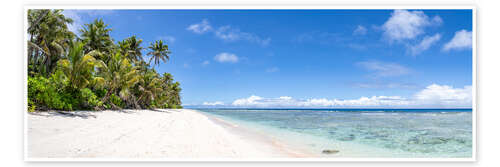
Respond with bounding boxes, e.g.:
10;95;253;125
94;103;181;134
197;108;473;158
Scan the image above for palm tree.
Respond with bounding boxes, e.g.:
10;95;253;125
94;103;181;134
147;40;171;69
169;82;182;108
118;36;144;63
136;70;164;108
56;42;101;89
95;52;140;109
161;72;173;85
80;19;114;60
27;9;74;76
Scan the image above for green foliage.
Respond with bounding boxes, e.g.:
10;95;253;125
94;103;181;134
147;40;171;69
110;94;124;108
170;105;183;109
57;42;102;89
28;100;36;112
80;88;103;109
80;19;114;55
28;75;76;111
27;10;183;111
27;9;74;76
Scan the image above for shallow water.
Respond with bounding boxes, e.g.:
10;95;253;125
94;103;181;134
197;108;473;158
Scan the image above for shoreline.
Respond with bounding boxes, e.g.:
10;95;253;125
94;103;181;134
201;112;316;158
27;109;304;158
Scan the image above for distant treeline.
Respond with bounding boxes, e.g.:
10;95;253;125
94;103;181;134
27;9;182;111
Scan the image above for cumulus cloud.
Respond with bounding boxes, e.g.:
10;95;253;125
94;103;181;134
224;84;472;108
230;95;410;107
414;84;472;107
202;101;225;106
382;10;442;42
443;29;473;51
353;25;367;35
215;26;271;46
357;61;410;77
232;96;298;107
409;33;441;55
214;52;238;63
186;19;213;34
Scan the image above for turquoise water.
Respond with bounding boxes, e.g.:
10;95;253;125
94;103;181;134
197;109;473;158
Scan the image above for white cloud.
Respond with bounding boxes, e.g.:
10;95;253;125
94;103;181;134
431;16;443;25
187;19;212;34
353;25;367;35
266;67;279;73
187;20;270;46
61;10;115;35
158;35;176;44
214;52;238;63
61;10;83;34
226;84;472;108
443;29;473;51
203;101;225;106
382;10;442;42
202;60;210;66
357;61;410;77
230;95;410;107
215;26;239;41
232;95;265;106
409;33;441;55
414;84;472;107
215;26;271;46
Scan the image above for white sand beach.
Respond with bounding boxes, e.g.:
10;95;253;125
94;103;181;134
27;109;309;159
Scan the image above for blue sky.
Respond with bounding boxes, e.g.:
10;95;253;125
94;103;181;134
62;9;473;108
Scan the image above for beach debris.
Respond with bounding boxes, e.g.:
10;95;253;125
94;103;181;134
322;149;340;154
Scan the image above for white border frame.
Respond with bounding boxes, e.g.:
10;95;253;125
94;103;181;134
23;5;477;162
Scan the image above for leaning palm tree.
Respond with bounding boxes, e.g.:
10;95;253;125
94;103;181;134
147;40;171;69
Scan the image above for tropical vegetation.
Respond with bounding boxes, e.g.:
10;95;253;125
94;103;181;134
27;9;182;112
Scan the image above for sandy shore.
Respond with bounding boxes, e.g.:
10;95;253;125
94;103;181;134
27;109;305;159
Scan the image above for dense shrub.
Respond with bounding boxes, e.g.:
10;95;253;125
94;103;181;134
27;99;36;112
80;88;103;109
28;75;76;110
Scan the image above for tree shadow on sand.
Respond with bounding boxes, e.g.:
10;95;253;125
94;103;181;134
29;111;98;119
148;109;172;113
28;109;177;119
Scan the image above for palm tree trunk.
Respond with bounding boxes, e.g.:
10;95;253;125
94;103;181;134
101;87;114;106
132;96;141;109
